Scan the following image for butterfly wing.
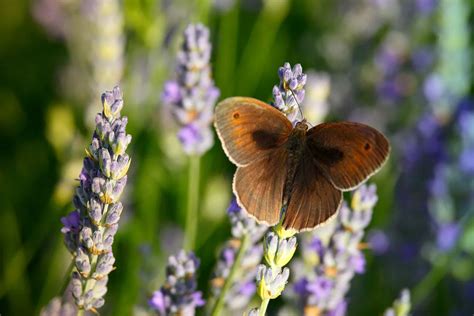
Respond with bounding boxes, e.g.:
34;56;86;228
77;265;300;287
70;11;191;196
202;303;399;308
214;97;293;167
233;146;289;226
283;150;342;231
307;122;390;191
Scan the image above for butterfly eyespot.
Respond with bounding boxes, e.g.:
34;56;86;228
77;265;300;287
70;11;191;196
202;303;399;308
364;143;371;151
233;112;240;119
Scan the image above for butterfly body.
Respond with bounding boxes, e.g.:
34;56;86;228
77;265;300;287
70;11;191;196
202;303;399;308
283;120;310;208
215;97;390;231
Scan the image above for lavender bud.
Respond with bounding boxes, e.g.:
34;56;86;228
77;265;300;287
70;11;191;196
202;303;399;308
256;265;290;300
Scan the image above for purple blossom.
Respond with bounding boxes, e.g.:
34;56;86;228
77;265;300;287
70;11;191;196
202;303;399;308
149;250;204;315
162;23;220;155
416;0;437;14
272;62;307;124
436;223;460;251
368;230;390;254
149;291;166;315
60;211;80;234
161;80;182;104
306;276;333;300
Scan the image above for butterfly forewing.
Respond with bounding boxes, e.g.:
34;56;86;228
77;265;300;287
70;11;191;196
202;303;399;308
233;147;289;226
307;122;390;191
283;151;342;231
214;97;293;166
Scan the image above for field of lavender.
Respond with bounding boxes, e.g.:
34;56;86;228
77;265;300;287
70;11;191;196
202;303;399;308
1;0;473;315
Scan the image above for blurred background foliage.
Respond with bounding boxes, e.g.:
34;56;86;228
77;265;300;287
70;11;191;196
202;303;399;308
1;0;474;315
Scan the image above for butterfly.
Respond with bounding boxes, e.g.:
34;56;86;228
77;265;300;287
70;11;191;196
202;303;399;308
214;97;390;231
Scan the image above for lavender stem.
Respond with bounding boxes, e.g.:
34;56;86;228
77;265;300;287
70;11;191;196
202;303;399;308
258;298;270;316
211;233;251;316
59;260;74;296
185;156;201;250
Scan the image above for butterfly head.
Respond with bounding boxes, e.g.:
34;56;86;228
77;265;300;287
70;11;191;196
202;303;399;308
294;119;309;133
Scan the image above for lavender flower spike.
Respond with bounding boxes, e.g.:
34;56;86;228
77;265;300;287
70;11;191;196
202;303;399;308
61;86;131;312
290;184;378;315
162;23;220;155
149;250;205;315
272;62;307;124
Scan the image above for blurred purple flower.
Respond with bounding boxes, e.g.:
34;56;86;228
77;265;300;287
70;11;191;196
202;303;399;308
149;291;166;315
436;223;460;251
161;81;182;105
327;301;347;316
162;23;220;156
368;229;390;254
149;250;204;315
416;0;437;14
350;252;366;274
306;276;333;300
423;74;445;104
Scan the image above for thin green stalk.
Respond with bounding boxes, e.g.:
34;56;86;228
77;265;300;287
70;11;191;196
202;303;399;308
59;259;75;296
258;298;270;316
210;233;251;316
185;155;201;250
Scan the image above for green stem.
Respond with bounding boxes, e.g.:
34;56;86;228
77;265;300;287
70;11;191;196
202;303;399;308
210;233;250;316
185;155;201;250
258;298;270;316
59;259;75;296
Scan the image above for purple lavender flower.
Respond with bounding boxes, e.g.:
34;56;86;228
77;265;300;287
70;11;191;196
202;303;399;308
367;229;390;255
290;184;378;314
436;222;460;251
416;0;437;15
149;250;205;315
60;86;131;312
272;62;307;124
162;23;220;155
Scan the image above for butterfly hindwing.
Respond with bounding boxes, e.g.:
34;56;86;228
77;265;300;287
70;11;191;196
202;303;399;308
306;122;390;191
283;150;342;231
233;146;289;226
214;97;293;166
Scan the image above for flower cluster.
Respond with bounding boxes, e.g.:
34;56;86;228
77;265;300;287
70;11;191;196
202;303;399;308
162;23;220;155
149;250;205;315
271;62;307;124
383;289;411;316
291;184;378;315
61;86;131;311
210;199;266;312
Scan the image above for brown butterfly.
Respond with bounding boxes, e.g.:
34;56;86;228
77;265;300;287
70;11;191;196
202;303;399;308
214;97;390;231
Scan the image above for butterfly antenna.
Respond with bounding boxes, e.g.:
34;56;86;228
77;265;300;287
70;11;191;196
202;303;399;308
290;89;309;124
